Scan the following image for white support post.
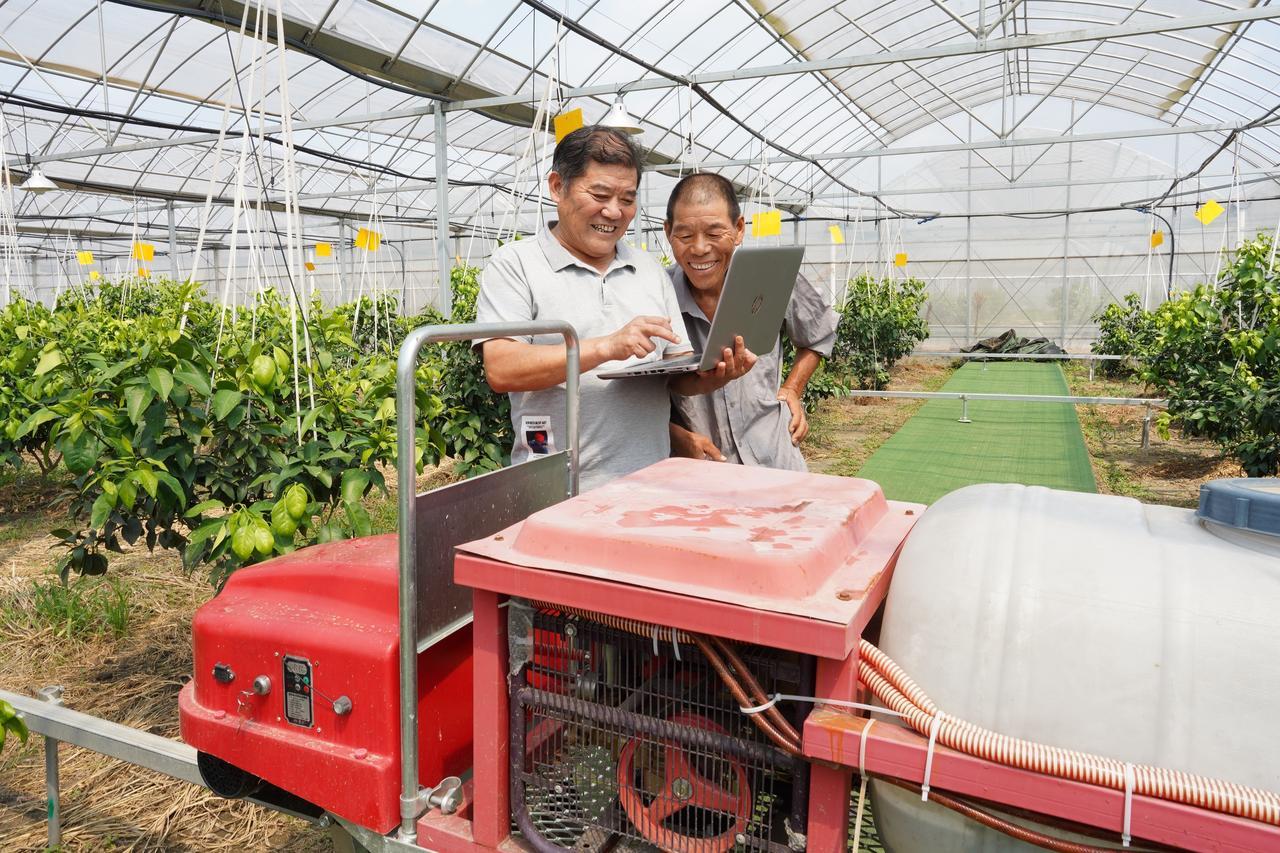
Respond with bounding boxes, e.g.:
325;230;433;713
167;201;179;281
434;106;452;315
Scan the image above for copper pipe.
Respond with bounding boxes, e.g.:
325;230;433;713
689;634;801;756
877;776;1129;853
710;636;802;745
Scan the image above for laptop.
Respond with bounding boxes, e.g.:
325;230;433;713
599;245;805;379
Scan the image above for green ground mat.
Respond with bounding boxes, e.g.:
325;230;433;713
856;362;1097;504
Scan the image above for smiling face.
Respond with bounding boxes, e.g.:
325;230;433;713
548;161;638;271
664;194;745;297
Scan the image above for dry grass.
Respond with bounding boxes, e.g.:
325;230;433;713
1063;364;1240;508
0;540;334;851
803;358;956;477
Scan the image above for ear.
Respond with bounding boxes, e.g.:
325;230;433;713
733;215;746;246
663;220;673;241
548;171;565;203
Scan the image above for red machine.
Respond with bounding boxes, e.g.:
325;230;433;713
179;535;473;831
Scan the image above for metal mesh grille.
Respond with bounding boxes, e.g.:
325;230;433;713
513;608;808;853
847;779;886;853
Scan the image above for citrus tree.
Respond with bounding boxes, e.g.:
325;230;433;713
829;274;930;389
1145;232;1280;476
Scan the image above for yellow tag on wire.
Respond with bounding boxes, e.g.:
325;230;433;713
89;270;101;280
554;108;584;143
1194;199;1224;225
751;209;782;237
315;242;332;257
829;225;845;245
894;253;908;267
132;242;154;261
137;267;150;278
304;261;316;271
1150;231;1163;248
77;250;94;265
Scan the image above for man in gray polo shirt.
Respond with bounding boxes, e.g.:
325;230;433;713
665;173;838;471
476;127;755;491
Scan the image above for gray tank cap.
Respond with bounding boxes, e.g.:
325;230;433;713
1197;478;1280;537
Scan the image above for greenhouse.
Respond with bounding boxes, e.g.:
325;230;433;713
1;1;1278;852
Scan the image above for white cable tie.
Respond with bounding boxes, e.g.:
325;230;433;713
858;718;876;773
921;710;945;803
1122;762;1135;848
855;717;875;845
651;624;660;658
739;693;782;715
670;627;682;662
737;693;907;719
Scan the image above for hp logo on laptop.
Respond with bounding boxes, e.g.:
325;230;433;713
750;295;764;314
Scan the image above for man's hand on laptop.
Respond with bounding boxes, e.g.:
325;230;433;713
587;316;683;365
669;335;756;396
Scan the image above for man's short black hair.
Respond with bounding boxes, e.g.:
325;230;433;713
665;172;742;224
551;126;643;188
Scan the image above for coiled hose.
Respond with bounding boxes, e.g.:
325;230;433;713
857;638;1280;827
530;603;1277;846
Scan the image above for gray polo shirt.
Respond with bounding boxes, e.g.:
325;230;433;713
669;265;837;471
476;227;692;491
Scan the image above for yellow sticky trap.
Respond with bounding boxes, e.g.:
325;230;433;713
137;267;150;278
1150;231;1164;248
894;253;908;267
751;209;782;237
132;242;154;261
89;270;101;280
641;242;647;250
829;225;844;245
76;250;94;265
315;242;332;257
354;228;369;249
304;261;316;271
554;108;584;143
1195;199;1224;225
368;231;381;252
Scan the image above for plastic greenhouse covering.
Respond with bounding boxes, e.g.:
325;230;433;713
1;0;1278;347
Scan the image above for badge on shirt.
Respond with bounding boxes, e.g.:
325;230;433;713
521;415;555;455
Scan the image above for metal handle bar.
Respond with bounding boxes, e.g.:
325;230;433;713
394;320;580;842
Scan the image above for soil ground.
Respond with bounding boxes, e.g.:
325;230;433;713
0;358;1236;850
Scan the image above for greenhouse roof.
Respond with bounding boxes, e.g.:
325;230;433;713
1;0;1278;248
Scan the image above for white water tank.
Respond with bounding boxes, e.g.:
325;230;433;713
872;481;1280;851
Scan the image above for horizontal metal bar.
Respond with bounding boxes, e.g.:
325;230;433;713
0;688;203;786
0;688;327;825
844;390;1165;406
911;351;1127;360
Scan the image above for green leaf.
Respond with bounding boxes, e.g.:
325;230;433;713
124;385;154;424
16;408;58;438
62;431;101;475
346;501;373;538
34;349;64;375
90;491;116;528
147;366;174;401
173;362;211;396
133;468;159;499
340;469;370;505
211;389;243;420
185;499;225;518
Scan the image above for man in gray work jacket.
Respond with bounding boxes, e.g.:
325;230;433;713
475;127;756;491
665;173;837;471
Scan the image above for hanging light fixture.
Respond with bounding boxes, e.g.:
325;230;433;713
20;166;58;194
599;95;643;135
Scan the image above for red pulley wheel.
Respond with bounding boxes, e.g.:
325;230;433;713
617;712;752;853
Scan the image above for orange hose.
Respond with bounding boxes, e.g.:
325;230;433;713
858;639;1280;828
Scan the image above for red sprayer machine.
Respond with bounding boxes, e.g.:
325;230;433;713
179;322;1280;853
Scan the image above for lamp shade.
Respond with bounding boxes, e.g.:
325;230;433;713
599;97;643;135
20;166;58;194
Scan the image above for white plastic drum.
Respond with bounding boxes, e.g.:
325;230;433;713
871;482;1280;852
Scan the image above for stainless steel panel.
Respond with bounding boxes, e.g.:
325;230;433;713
413;451;570;647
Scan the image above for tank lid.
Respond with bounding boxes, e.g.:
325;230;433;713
1197;478;1280;537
